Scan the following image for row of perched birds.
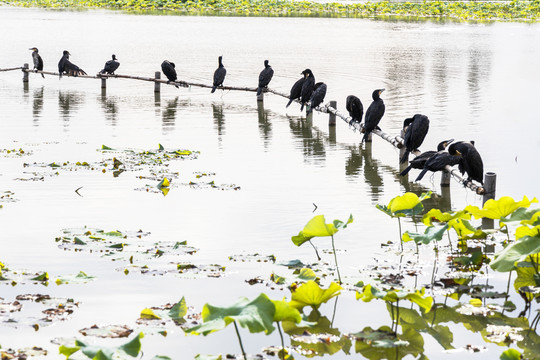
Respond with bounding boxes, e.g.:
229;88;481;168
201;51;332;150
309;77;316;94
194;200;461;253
28;48;484;187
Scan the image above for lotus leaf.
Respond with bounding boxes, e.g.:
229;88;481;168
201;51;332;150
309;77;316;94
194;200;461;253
422;209;471;226
402;225;448;244
500;348;522;360
515;225;540;240
291;214;353;247
357;285;433;312
60;332;144;360
465;196;538;221
289;281;342;310
491;235;540;272
271;299;302;323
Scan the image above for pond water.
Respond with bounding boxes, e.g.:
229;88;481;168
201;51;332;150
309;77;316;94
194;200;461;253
1;6;540;359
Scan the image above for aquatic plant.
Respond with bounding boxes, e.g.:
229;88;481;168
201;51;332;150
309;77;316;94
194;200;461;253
59;332;144;360
291;214;353;284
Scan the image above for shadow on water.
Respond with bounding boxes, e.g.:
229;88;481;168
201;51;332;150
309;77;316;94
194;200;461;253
32;86;44;124
99;90;119;126
212;103;225;142
58;90;85;125
162;97;178;132
256;101;272;149
288;116;326;164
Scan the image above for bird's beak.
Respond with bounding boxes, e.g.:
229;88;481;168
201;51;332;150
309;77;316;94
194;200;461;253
455;150;462;156
446;139;454;145
380;89;386;95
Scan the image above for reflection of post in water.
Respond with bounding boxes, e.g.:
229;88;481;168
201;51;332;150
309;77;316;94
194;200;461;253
287;116;325;163
23;81;29;94
99;92;119;126
162;97;178;132
212;103;225;139
328;121;336;147
256;101;272;147
32;86;44;123
361;142;384;202
58;90;84;122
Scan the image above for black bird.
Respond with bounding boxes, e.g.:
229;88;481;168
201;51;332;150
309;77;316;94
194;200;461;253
362;89;385;142
448;141;484;185
400;139;454;176
257;60;274;96
286;70;306;108
400;114;430;164
161;60;178;88
415;145;460;182
307;82;326;115
211;56;226;93
100;54;120;75
300;69;315;112
29;47;44;78
58;50;87;78
346;95;363;124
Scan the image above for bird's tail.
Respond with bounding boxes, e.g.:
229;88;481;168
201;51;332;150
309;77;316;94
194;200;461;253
300;102;305;111
361;131;370;143
399;165;413;176
415;168;429;182
399;150;410;164
41;73;45;78
211;86;217;93
286;99;293;108
256;87;262;96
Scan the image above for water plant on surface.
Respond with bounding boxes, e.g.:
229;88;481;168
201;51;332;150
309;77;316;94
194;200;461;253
59;332;144;360
291;214;353;284
376;191;431;251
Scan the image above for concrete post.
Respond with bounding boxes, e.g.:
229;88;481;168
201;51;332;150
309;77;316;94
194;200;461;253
329;100;336;126
154;71;161;93
23;63;29;83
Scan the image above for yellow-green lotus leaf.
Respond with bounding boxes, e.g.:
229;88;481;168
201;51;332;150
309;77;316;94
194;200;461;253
422;209;471;226
448;218;477;239
140;308;161;320
389;193;420;213
289;281;342;309
521;211;540;226
514;262;540;302
292;214;352;246
515;225;540;240
465;196;538;220
271;299;302;324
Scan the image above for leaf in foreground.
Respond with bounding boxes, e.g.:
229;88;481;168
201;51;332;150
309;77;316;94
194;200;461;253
289;281;342;310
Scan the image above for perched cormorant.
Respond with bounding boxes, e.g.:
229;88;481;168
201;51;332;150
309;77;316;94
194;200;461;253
211;56;226;93
415;146;460;182
161;60;178;88
257;60;274;96
362;89;385;142
448;141;484;185
286;70;306;108
400;114;430;164
58;50;87;78
100;54;120;75
400;139;454;176
307;82;326;115
300;69;315;112
346;95;363;124
29;47;44;78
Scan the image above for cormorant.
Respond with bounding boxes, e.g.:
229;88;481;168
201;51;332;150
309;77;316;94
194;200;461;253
100;54;120;75
346;95;363;124
211;56;226;93
415;146;460;182
286;70;306;108
448;141;484;185
257;60;274;96
362;89;385;142
300;69;315;112
29;47;44;78
161;60;178;88
400;114;430;164
58;50;87;78
307;82;326;115
400;139;454;176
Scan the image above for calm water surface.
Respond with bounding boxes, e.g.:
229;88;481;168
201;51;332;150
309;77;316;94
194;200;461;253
1;7;540;359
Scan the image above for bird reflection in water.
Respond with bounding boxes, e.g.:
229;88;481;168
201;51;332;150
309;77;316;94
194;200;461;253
58;90;84;123
32;86;44;124
288;116;325;164
212;103;225;144
256;101;272;149
99;90;119;126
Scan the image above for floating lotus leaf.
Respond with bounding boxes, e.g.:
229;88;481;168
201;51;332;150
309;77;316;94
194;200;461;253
289;281;342;310
194;355;222;360
187;293;275;336
491;235;540;272
291;214;353;247
500;348;523;360
354;326;423;359
294;268;318;281
55;271;95;285
79;324;133;338
403;225;448;244
60;332;144;360
465;196;538;221
356;285;433;312
422;209;471;226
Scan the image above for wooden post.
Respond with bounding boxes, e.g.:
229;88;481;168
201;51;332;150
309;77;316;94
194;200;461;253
154;71;160;93
329;101;336;126
441;170;451;186
22;63;29;83
257;91;264;102
366;132;373;142
101;77;106;89
482;172;497;229
399;129;406;162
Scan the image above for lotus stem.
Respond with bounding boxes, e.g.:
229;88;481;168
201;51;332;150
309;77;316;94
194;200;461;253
395;300;400;333
331;295;339;327
308;240;321;261
447;229;452;252
397;217;403;252
233;321;247;360
331;235;342;284
277;322;285;360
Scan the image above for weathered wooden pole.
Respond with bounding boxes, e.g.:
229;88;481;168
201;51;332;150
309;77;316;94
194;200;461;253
441;171;451;186
22;63;29;83
101;77;106;89
257;91;264;102
482;172;497;229
328;101;336;126
154;71;160;93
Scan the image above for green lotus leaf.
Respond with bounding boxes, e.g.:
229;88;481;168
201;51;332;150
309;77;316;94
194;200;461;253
466;196;538;220
357;285;433;312
72;333;144;360
422;209;470;226
59;344;81;359
271;299;302;323
515;225;540;240
187;293;275;335
289;281;342;310
291;214;352;247
31;272;49;281
377;192;431;218
118;332;144;357
194;355;222;360
500;348;523;360
491;235;540;272
402;225;448;244
514;258;540;301
520;211;540;226
140;308;161;320
168;297;187;321
294;268;318;281
500;208;540;226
